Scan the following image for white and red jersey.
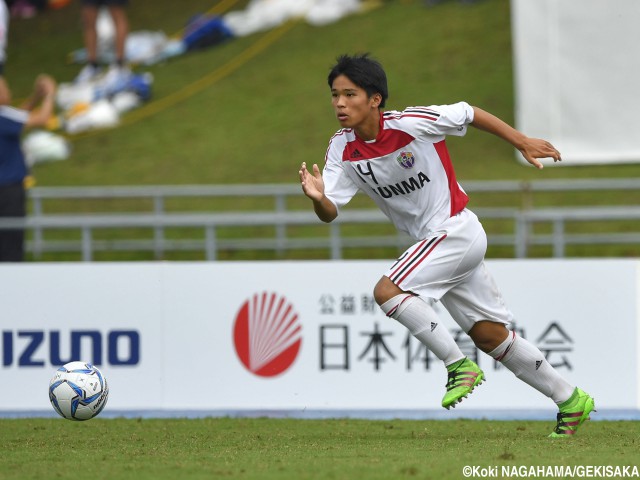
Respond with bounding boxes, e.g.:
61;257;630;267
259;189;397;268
322;101;474;241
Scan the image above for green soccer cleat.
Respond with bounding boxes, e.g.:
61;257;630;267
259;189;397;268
549;387;595;438
441;357;485;409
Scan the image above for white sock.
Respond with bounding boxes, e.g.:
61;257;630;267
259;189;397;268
380;294;464;366
488;331;574;404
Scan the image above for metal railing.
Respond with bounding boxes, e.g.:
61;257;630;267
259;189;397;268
0;178;638;261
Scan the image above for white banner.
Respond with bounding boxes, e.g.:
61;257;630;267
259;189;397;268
0;260;638;416
511;0;640;165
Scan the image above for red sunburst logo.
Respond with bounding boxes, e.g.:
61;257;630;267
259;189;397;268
233;292;302;377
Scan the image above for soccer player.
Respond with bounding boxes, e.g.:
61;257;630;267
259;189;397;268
299;53;594;438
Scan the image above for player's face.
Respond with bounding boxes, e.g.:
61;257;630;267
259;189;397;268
331;75;381;138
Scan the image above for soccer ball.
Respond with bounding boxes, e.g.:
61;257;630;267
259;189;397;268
48;362;109;421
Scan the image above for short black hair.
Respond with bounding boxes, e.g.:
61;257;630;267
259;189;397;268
328;53;388;108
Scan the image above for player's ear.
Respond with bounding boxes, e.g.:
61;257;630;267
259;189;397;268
371;92;382;109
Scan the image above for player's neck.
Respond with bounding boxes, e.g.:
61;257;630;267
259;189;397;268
355;109;382;142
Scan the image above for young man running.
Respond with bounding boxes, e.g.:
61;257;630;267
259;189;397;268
299;53;594;438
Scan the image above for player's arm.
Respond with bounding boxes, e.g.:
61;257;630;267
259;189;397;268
0;76;9;105
22;74;57;128
299;161;338;223
470;106;561;169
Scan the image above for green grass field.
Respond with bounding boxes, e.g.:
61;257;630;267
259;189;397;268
1;417;639;480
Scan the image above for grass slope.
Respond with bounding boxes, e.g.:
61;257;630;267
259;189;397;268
6;0;640;188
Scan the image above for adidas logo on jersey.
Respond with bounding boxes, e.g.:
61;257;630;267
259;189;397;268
430;322;437;332
535;360;543;370
350;148;363;159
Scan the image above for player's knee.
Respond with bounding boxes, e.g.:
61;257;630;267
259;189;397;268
373;276;403;306
468;320;509;353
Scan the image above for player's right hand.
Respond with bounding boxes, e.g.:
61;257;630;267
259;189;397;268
299;162;325;202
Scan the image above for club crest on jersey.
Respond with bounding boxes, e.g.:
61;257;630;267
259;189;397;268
396;151;415;169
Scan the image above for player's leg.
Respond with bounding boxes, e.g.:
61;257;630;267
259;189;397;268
76;1;101;82
97;0;130;93
443;261;595;437
106;1;129;66
375;212;487;409
375;275;465;366
0;183;26;262
468;319;574;402
376;277;484;409
81;2;100;64
475;320;595;438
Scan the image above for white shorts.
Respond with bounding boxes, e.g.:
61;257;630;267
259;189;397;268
384;209;513;332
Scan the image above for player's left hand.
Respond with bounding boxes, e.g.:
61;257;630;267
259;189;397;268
518;137;562;169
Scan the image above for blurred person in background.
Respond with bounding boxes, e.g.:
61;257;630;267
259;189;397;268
1;0;7;74
300;53;594;438
75;0;129;85
0;73;57;261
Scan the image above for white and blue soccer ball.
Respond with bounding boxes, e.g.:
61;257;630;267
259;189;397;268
48;362;109;421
